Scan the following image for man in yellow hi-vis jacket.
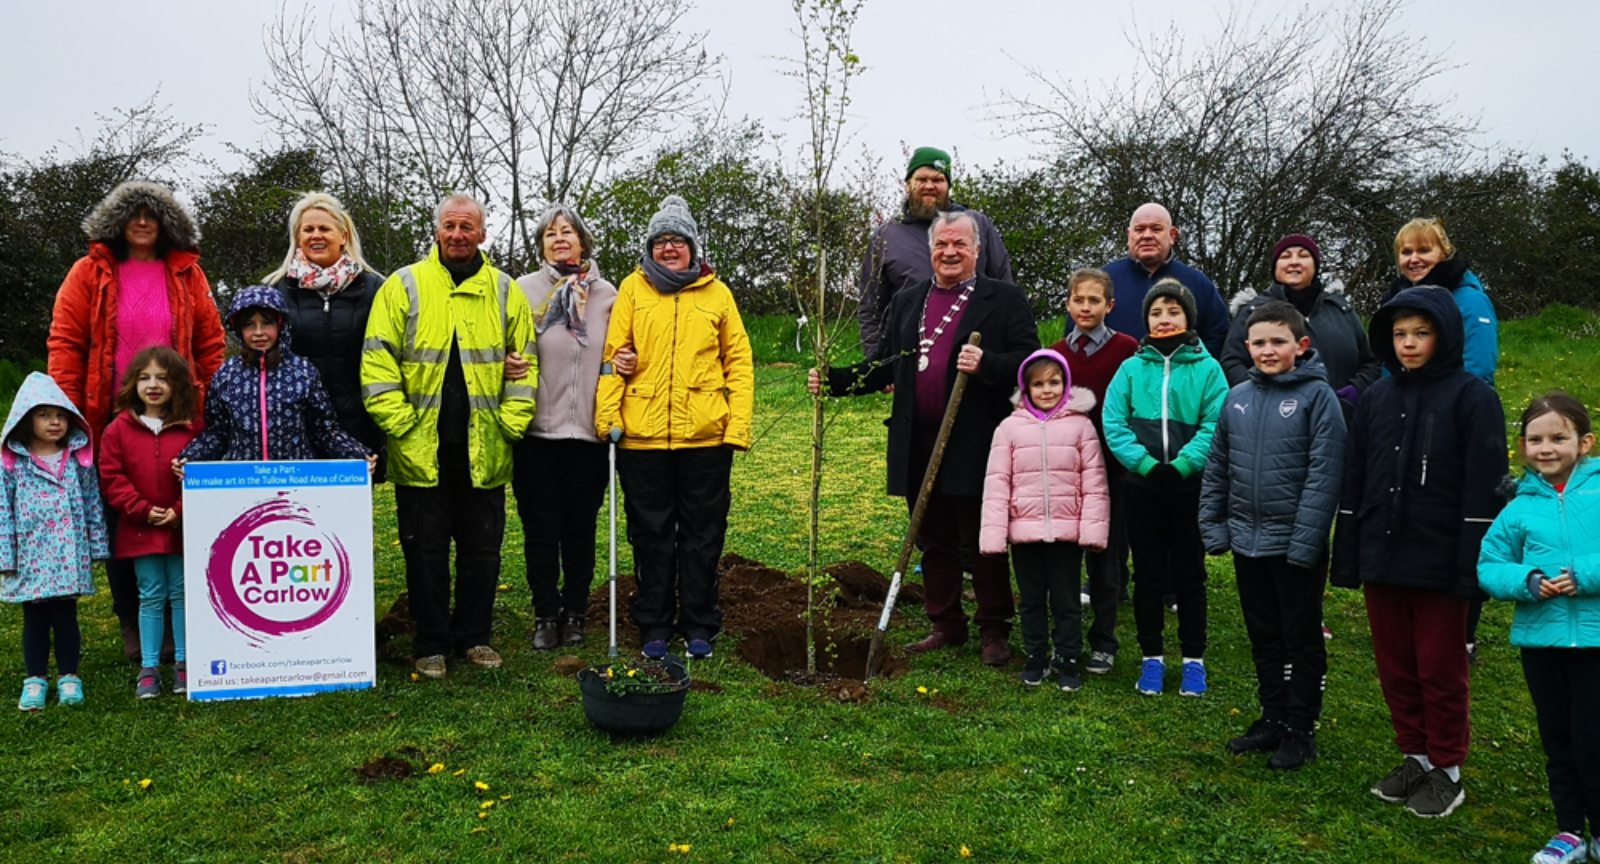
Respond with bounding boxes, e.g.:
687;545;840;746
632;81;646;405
361;194;536;680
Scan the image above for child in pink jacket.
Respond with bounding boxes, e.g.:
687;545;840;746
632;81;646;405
981;349;1110;691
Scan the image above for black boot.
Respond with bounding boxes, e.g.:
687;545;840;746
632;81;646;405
1227;718;1285;755
560;612;585;646
531;618;560;651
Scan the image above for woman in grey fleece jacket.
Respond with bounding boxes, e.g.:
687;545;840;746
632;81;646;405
512;204;631;650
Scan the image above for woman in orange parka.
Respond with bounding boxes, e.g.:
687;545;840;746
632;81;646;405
47;180;226;662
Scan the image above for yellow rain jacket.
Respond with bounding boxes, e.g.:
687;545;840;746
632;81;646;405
595;268;753;451
361;247;537;487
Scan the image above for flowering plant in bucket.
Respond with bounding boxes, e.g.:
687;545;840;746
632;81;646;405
577;654;691;735
590;657;689;697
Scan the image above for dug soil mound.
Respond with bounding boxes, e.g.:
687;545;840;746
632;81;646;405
583;555;915;683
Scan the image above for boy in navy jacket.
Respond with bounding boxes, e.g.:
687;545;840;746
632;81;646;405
1331;287;1505;818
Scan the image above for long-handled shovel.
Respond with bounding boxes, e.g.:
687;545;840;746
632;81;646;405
864;332;981;682
607;426;623;658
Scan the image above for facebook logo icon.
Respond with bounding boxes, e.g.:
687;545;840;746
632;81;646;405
210;660;228;676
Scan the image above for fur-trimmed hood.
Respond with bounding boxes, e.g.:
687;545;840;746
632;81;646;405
1229;278;1346;316
82;181;200;251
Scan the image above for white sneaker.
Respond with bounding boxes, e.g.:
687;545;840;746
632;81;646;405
1532;832;1587;864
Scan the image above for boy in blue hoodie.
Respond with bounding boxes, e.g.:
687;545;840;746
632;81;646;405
1103;279;1227;698
1332;286;1506;818
1201;301;1345;770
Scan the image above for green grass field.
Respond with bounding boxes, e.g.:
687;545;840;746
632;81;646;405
0;305;1594;862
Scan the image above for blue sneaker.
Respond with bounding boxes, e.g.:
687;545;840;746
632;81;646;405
1180;661;1208;697
642;640;668;660
687;639;713;660
1136;659;1164;695
1531;832;1585;864
18;677;46;711
57;674;84;706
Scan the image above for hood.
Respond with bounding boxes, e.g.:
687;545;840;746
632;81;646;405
1369;286;1465;381
82;181;201;252
1017;348;1088;420
2;372;93;466
226;284;294;353
1229;278;1347;316
1247;347;1331;387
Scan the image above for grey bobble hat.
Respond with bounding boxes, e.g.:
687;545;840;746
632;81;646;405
1142;278;1198;330
646;195;701;261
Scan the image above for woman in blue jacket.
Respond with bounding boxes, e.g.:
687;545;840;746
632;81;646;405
1479;392;1600;864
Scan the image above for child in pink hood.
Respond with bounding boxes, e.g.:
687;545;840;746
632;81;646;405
981;349;1110;691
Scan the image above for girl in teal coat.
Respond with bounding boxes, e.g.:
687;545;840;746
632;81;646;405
1478;392;1600;864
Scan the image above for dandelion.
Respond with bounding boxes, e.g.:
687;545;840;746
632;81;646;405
727;818;734;827
454;769;466;777
668;843;692;853
428;763;445;774
960;844;973;857
481;800;495;810
497;583;511;591
138;779;152;790
478;812;488;820
917;686;928;694
471;827;485;833
500;795;513;801
1229;708;1240;716
411;673;420;682
475;781;490;791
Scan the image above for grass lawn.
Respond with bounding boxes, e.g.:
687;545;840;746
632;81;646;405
1;306;1594;862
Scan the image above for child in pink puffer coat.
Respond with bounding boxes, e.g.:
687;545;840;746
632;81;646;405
981;349;1110;691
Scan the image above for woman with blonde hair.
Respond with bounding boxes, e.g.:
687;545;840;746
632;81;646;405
1386;217;1498;388
271;192;388;480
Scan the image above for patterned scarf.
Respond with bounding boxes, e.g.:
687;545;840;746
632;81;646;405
535;264;596;346
286;250;362;296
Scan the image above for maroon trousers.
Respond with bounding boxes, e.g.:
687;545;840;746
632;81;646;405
1364;582;1471;768
909;429;1014;641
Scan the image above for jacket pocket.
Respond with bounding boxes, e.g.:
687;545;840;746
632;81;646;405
685;387;730;442
620;382;657;438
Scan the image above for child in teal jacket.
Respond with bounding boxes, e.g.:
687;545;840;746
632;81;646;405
1479;392;1600;864
1103;279;1228;697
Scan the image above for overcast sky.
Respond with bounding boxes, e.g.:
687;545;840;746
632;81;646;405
3;0;1594;180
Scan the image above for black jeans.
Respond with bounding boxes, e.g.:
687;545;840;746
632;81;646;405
394;444;506;658
1522;647;1600;836
1127;480;1207;658
618;447;732;643
22;597;80;677
1084;464;1128;655
1234;554;1327;732
513;437;609;619
1012;542;1084;663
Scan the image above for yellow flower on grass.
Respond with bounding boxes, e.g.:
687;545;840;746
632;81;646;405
481;800;495;809
411;674;420;682
500;795;513;801
668;843;692;854
471;827;485;833
960;844;973;857
138;779;152;790
497;583;511;591
428;764;445;774
478;812;488;820
726;818;734;828
453;769;466;777
917;686;928;694
475;781;489;791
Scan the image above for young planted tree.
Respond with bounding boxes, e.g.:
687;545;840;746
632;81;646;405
785;0;867;675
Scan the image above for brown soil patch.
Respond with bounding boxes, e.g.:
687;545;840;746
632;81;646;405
355;756;413;783
583;555;917;687
688;680;724;694
549;656;587;678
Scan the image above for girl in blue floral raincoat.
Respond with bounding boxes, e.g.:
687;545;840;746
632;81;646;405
0;372;110;710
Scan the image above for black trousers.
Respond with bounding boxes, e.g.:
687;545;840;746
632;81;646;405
1013;542;1084;663
1127;480;1207;658
618;447;732;643
394;444;506;658
22;597;80;677
1234;554;1327;732
104;501;139;620
1522;647;1600;836
512;436;609;619
1084;464;1128;655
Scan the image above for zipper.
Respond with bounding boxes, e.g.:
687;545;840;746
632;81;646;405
1160;353;1173;461
1558;486;1576;647
258;353;269;460
669;294;679;446
1039;418;1052;538
1420;415;1435;487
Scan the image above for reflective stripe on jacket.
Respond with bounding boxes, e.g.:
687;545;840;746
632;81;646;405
594;267;753;451
360;247;536;488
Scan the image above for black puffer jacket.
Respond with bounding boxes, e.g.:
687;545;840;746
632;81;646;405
1330;287;1506;598
277;271;386;480
1221;281;1380;393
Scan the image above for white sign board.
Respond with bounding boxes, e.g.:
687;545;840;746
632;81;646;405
182;460;375;701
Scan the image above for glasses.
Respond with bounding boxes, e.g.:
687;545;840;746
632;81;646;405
652;237;688;250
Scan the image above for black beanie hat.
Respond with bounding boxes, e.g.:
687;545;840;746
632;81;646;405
1142;278;1198;329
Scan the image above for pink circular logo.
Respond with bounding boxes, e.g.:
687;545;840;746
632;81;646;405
206;494;351;641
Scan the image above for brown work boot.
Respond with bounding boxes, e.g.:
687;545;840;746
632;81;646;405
531;618;560;651
118;614;141;662
981;636;1013;667
560;613;585;646
904;629;965;654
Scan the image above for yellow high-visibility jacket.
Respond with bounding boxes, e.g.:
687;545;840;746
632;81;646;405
595;268;752;451
361;247;537;487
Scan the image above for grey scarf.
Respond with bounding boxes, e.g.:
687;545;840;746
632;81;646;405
640;256;704;294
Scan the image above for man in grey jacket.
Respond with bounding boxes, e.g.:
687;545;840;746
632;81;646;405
857;147;1012;362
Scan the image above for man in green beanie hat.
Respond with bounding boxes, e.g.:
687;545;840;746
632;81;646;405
857;146;1012;363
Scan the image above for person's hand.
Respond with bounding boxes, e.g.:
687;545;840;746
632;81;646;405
151;507;179;527
366;453;379;475
1146;463;1182;486
612;348;637;376
956;344;983;375
503;351;531;381
1335;384;1359;404
1542;569;1579;599
171;458;186;479
807;368;821;396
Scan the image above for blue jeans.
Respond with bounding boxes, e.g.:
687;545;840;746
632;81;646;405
134;554;186;667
